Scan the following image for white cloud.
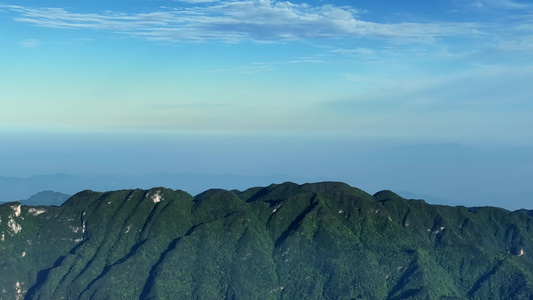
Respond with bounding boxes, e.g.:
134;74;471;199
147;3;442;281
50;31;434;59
1;1;479;43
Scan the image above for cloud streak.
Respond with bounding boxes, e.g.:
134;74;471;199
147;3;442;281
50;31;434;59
478;0;530;9
1;1;479;43
19;38;39;47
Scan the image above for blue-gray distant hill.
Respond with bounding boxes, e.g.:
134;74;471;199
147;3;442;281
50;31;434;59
22;191;71;206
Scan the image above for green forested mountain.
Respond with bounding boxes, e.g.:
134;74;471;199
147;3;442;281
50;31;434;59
1;182;532;299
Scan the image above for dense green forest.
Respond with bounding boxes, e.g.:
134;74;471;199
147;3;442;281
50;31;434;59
1;182;532;299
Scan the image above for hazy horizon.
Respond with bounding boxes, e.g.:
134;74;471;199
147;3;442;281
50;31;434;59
1;132;532;210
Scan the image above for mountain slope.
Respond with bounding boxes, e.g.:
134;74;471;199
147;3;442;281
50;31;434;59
1;182;532;299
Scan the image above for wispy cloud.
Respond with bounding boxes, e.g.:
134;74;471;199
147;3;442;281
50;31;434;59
331;65;533;115
462;0;530;10
173;0;219;3
331;47;377;59
496;35;533;51
19;38;39;47
486;14;533;52
146;102;233;110
202;56;323;74
1;1;479;43
479;0;530;9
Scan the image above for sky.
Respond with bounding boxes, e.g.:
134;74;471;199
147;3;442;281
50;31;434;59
1;0;533;209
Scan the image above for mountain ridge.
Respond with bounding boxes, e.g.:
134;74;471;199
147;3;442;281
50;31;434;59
1;181;532;299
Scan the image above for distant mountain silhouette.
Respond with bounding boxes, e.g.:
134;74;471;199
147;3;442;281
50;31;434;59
22;191;71;206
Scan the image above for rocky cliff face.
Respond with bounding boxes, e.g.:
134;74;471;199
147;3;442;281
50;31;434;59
1;182;532;299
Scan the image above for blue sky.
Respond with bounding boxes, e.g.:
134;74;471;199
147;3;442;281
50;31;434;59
1;0;533;208
1;0;532;140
